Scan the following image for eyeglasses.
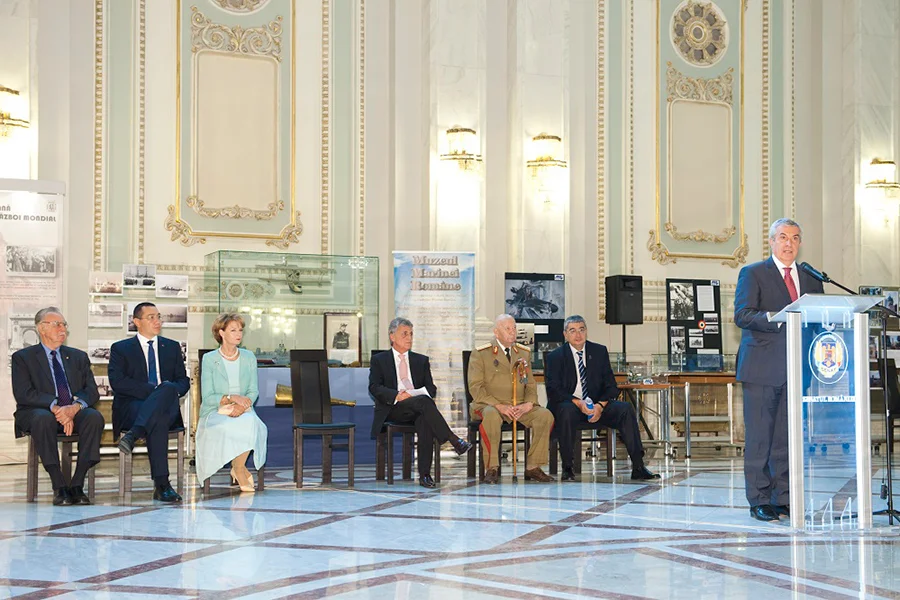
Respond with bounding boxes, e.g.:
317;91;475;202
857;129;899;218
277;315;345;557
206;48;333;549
137;315;162;322
40;320;68;329
566;327;587;334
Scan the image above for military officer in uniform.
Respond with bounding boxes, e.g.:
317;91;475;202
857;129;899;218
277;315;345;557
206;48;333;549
467;314;555;484
332;323;350;349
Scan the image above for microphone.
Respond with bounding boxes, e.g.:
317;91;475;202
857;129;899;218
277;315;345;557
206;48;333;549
798;262;830;284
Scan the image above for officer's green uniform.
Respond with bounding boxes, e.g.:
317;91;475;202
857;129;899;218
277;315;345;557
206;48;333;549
467;340;553;470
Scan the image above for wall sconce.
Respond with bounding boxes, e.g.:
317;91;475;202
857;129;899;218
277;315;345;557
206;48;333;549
0;85;30;137
440;126;482;171
527;133;567;206
865;158;900;190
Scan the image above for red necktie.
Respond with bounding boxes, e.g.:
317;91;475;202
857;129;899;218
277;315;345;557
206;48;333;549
784;267;798;302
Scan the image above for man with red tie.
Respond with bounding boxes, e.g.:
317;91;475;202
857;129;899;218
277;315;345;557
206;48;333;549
734;218;824;522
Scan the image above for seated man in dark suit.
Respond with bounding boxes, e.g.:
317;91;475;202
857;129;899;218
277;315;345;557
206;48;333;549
11;307;104;505
545;315;659;482
369;317;472;488
109;302;190;502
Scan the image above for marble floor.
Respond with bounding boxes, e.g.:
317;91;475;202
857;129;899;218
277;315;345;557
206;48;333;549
0;452;899;599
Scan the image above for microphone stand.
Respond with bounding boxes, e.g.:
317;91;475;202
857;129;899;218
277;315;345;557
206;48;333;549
807;267;899;525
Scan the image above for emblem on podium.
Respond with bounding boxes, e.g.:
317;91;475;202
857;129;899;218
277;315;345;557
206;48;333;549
809;331;848;385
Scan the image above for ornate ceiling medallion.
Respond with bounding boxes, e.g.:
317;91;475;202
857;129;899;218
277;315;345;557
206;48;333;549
671;1;728;67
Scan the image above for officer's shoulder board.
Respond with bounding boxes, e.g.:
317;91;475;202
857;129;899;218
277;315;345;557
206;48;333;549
475;343;492;352
515;343;532;352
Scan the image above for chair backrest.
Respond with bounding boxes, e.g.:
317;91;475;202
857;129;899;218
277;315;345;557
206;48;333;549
461;350;474;421
197;349;213;385
289;349;332;425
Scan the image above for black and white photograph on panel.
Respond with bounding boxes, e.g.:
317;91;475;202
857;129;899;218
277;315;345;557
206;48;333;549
668;281;695;321
5;245;56;277
88;303;124;328
704;324;720;335
123;263;156;288
158;305;188;328
670;326;685;338
155;274;189;299
503;273;565;319
516;322;535;351
688;336;704;349
7;314;39;372
89;271;124;295
179;341;188;363
671;337;686;354
94;375;112;397
88;340;115;364
126;302;139;333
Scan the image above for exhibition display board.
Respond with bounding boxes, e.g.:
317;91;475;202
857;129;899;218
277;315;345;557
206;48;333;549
0;179;65;438
665;278;724;370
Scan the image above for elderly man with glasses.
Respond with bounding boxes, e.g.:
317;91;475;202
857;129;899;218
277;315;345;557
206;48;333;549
11;307;104;505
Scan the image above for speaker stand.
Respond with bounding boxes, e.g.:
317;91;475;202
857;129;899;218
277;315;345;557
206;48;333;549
621;324;627;364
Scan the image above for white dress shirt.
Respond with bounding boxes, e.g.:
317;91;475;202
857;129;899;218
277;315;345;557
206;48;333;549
569;344;590;401
136;333;162;385
772;255;800;298
391;347;414;391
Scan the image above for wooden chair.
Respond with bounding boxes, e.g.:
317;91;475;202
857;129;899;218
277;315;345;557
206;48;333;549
118;428;185;498
291;349;355;488
370;350;441;484
26;434;97;502
462;350;530;480
197;349;265;494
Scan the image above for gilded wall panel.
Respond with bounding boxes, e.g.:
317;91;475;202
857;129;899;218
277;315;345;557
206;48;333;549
168;0;300;247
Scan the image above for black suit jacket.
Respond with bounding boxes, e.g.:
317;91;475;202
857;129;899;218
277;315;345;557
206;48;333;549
545;341;618;411
108;335;190;437
368;349;437;438
734;257;825;386
11;343;100;437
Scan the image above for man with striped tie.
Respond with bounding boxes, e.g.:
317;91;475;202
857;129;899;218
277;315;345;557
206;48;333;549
545;315;658;482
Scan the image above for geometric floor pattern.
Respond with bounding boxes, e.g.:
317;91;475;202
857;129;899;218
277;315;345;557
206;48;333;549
0;455;899;599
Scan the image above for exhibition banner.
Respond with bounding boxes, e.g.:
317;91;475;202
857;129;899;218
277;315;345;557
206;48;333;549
0;180;65;455
394;251;475;430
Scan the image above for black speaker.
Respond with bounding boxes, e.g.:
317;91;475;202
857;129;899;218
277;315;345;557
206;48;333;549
605;275;643;325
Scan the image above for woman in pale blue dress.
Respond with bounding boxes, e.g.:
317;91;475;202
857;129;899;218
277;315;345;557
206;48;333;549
197;313;267;491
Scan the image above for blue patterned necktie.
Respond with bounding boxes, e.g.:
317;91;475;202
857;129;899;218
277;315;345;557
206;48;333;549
147;340;158;385
577;350;589;397
50;350;73;406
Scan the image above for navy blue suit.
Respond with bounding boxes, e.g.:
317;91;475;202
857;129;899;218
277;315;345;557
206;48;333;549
545;341;645;469
734;257;824;506
109;335;190;481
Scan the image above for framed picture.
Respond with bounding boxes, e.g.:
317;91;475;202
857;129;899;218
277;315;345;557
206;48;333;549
156;274;189;299
88;340;115;364
158;304;188;328
324;313;361;366
89;271;124;296
123;263;156;288
503;273;565;319
5;245;56;277
88;303;124;328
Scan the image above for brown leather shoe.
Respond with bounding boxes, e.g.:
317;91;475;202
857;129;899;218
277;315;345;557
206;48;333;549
483;467;499;484
524;467;554;482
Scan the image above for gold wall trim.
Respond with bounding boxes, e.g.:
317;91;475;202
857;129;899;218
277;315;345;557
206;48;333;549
92;0;104;271
628;0;635;274
597;0;606;320
190;7;283;60
665;222;735;243
171;0;299;245
651;0;747;267
138;0;146;263
357;0;366;255
789;0;795;219
186;196;284;220
212;0;269;12
761;0;770;258
321;0;331;254
666;64;734;105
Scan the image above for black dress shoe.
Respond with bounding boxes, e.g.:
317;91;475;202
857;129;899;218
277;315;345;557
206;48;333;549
561;467;576;481
153;484;183;503
631;466;661;480
774;504;790;517
749;504;780;521
117;431;136;454
451;438;474;456
53;487;73;506
483;468;499;484
419;474;436;488
69;486;91;505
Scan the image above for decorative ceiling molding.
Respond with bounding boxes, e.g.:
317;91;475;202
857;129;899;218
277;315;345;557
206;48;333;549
211;0;270;13
191;6;283;61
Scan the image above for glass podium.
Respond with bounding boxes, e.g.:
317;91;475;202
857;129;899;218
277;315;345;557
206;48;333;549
769;293;883;530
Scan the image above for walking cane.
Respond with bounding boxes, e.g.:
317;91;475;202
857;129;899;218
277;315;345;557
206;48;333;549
511;358;526;483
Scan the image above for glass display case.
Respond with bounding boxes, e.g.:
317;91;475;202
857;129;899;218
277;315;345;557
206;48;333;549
204;251;379;366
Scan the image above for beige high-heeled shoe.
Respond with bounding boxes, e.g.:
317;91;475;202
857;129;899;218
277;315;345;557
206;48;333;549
230;466;255;493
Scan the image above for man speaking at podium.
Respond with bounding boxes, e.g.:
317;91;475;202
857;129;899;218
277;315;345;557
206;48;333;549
734;218;824;522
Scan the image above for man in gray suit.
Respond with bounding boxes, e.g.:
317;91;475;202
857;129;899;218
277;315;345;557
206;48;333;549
734;218;824;522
